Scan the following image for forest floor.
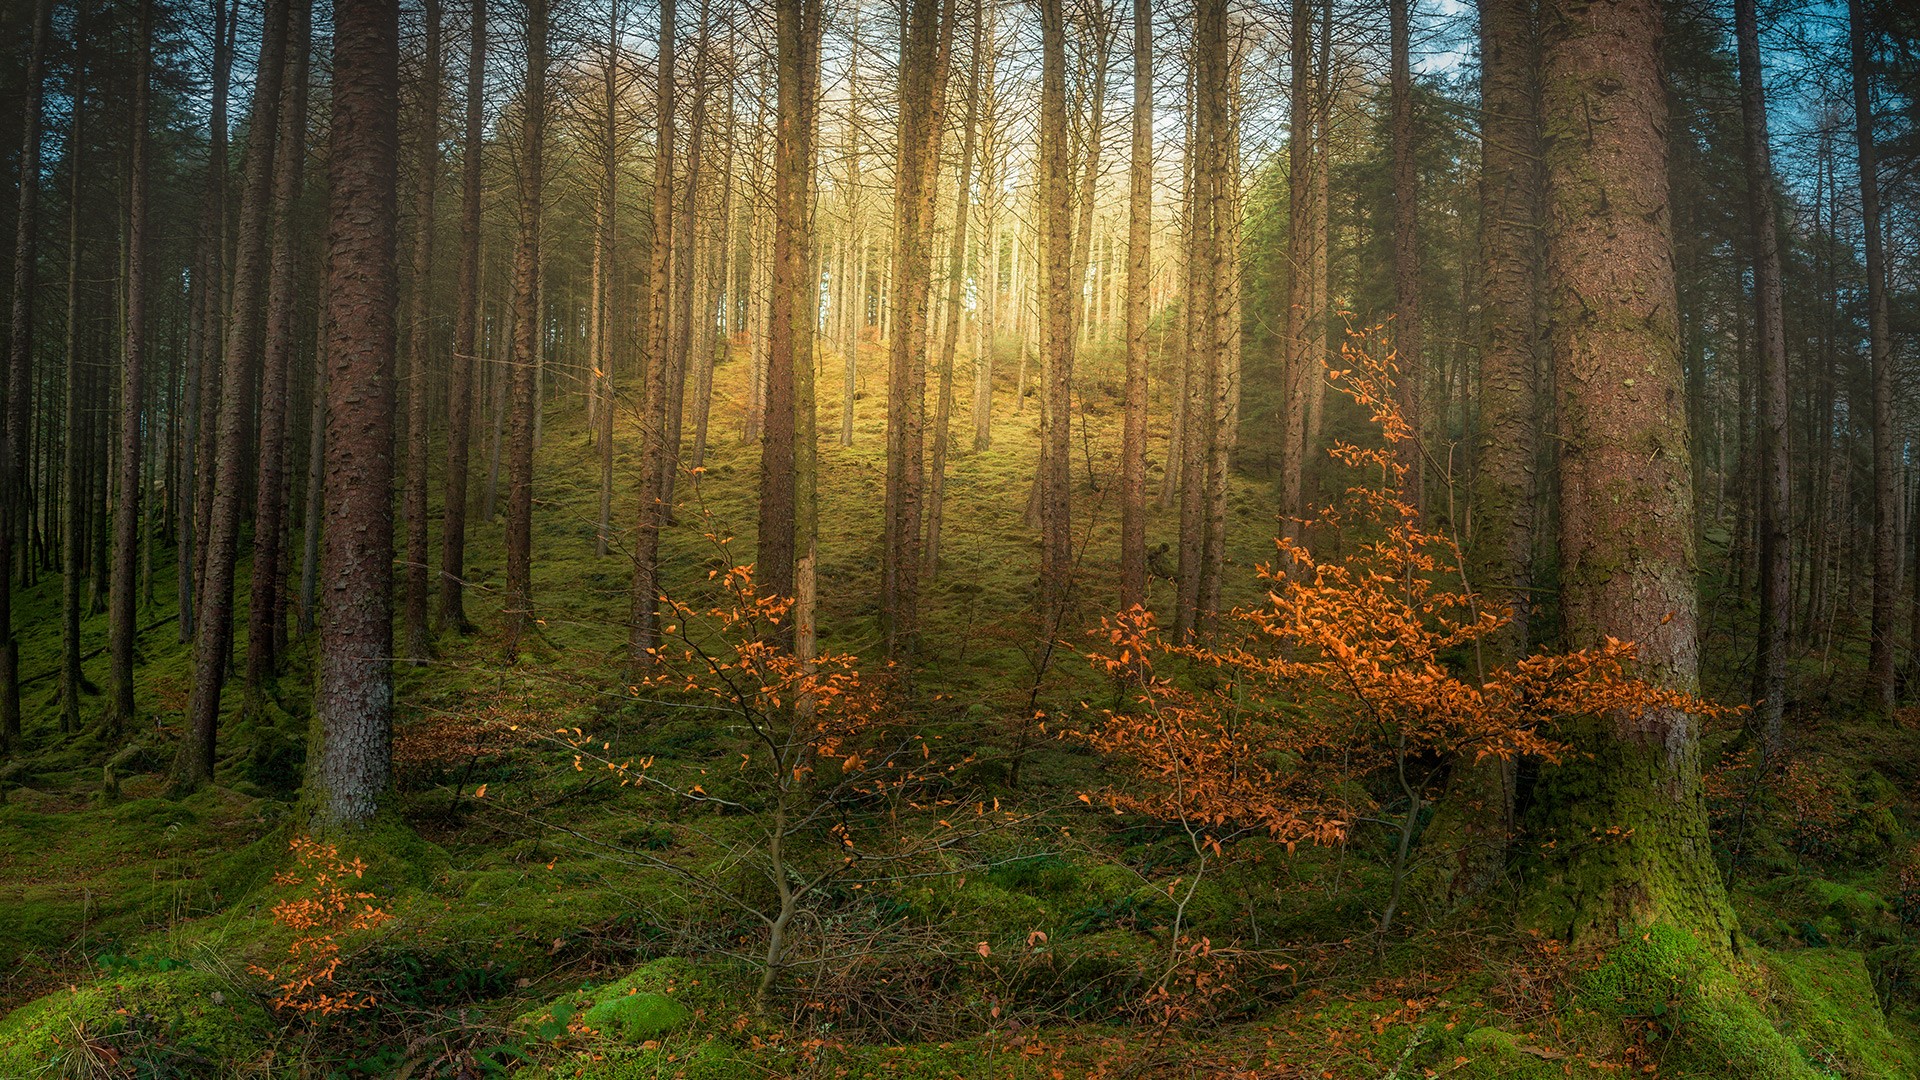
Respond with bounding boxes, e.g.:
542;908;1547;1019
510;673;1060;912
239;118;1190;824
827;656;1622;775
2;339;1919;1078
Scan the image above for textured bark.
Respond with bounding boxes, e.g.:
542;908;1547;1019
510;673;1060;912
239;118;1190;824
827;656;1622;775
630;0;675;668
880;0;952;666
1389;0;1422;512
1036;0;1073;630
440;0;484;624
1533;0;1733;946
402;0;443;660
311;0;400;831
106;0;155;735
1734;0;1787;752
1445;0;1542;902
246;0;312;690
178;2;230;647
58;8;89;738
1277;0;1322;537
299;278;327;635
926;0;983;581
592;0;620;556
1849;0;1896;719
502;0;545;660
0;0;51;751
1117;0;1150;612
175;0;290;789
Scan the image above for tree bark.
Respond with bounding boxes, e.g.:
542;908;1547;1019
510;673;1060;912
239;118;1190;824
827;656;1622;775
403;0;444;660
1036;0;1073;631
106;0;155;736
1389;0;1422;512
311;0;400;831
1734;0;1788;753
630;0;675;668
441;0;484;624
1117;0;1150;612
926;0;983;581
174;0;291;790
1848;0;1896;718
246;0;312;691
58;6;89;738
502;0;545;660
1533;0;1733;946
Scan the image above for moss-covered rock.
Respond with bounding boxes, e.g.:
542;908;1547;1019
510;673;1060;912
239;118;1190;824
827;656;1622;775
0;968;272;1077
582;991;692;1043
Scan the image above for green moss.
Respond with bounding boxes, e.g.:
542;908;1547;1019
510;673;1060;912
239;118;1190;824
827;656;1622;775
1764;949;1918;1079
1579;924;1815;1078
0;969;273;1077
582;992;691;1043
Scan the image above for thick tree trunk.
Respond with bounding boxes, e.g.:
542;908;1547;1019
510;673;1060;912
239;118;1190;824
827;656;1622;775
1117;0;1150;612
1277;0;1321;539
174;0;291;790
1533;0;1733;946
441;0;484;623
311;0;400;831
106;0;155;736
403;0;443;660
502;0;545;660
1848;0;1896;718
246;0;312;691
1734;0;1788;753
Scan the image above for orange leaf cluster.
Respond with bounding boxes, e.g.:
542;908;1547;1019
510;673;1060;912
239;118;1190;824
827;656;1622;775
1078;339;1725;854
247;835;393;1016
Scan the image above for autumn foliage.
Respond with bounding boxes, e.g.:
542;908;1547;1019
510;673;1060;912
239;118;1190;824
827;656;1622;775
1078;339;1724;860
248;836;394;1015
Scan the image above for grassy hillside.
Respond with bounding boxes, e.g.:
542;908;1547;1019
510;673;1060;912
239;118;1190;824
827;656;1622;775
2;342;1918;1079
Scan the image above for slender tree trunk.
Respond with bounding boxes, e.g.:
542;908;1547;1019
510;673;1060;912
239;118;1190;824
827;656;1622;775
1733;0;1788;752
1036;0;1073;631
311;0;400;831
1117;0;1150;612
927;0;983;580
1534;0;1733;945
0;0;52;751
246;0;312;691
174;0;290;790
58;10;89;738
441;0;484;621
630;0;675;668
402;0;443;660
1389;0;1422;512
840;23;862;449
502;0;545;660
106;0;155;736
593;0;621;555
299;277;327;635
1849;0;1896;718
880;0;952;666
1277;0;1319;539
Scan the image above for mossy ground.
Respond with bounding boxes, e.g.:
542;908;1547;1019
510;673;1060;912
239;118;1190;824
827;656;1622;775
2;341;1917;1077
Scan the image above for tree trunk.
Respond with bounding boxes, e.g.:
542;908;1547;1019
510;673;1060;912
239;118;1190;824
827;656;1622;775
1036;0;1073;631
1389;0;1422;512
246;0;312;691
1734;0;1788;753
1533;0;1733;946
1117;0;1150;612
299;277;327;635
926;0;983;581
311;0;400;831
174;0;290;790
441;0;484;623
880;0;952;667
0;0;52;751
402;0;443;660
502;0;545;660
106;0;155;736
58;8;89;738
1848;0;1896;718
630;0;675;668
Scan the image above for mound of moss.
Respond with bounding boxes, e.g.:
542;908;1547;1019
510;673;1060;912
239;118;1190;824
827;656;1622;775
0;968;273;1077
